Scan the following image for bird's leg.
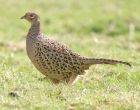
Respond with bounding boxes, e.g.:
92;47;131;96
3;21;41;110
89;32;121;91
65;74;78;84
50;78;60;84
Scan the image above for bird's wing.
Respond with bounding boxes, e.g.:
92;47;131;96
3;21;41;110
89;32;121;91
39;37;84;74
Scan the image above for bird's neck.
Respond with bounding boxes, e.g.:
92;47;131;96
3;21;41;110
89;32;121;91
27;20;41;37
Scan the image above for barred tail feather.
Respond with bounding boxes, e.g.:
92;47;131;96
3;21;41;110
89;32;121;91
83;58;131;67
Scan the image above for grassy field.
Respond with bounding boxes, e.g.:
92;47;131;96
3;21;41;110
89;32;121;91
0;0;140;110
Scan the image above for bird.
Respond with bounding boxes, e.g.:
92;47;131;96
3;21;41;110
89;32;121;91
21;12;131;84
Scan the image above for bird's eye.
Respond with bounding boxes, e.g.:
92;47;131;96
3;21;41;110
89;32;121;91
30;14;34;18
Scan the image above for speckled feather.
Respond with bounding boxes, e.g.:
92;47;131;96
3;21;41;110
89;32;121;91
22;12;131;84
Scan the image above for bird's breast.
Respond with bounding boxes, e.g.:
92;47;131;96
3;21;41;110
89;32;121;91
26;37;37;60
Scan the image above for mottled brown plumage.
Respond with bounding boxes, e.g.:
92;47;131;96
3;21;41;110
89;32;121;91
21;12;131;84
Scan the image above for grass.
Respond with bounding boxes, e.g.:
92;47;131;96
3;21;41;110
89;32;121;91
0;0;140;109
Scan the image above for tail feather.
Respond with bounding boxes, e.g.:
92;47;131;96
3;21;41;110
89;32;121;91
83;58;131;67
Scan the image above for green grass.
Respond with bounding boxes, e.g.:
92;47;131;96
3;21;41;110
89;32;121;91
0;0;140;109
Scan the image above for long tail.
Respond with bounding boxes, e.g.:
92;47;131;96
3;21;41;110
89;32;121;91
83;58;131;67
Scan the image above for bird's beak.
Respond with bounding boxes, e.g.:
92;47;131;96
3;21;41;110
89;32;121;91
20;15;26;19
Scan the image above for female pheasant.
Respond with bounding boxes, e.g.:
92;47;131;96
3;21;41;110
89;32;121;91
21;12;131;84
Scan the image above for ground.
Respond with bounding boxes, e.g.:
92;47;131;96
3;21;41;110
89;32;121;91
0;0;140;110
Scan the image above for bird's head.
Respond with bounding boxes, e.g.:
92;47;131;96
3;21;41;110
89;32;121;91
20;12;39;23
